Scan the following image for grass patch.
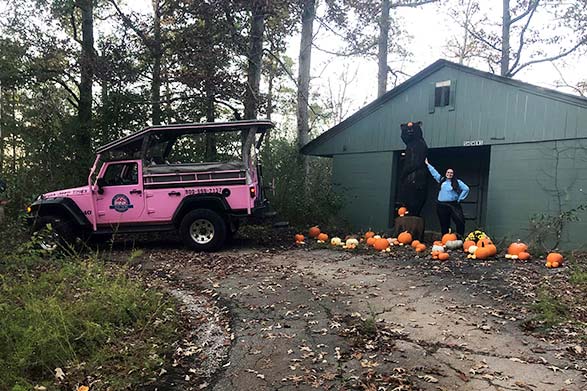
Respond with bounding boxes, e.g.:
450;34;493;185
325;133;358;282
0;243;182;390
530;289;569;328
570;269;587;285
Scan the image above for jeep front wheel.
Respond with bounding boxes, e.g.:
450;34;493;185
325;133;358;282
31;215;77;252
179;209;227;251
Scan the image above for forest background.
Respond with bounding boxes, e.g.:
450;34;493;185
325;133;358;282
1;0;586;227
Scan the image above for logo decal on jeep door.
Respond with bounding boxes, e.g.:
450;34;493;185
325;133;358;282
110;194;134;213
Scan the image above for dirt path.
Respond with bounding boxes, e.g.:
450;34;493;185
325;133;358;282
135;246;587;390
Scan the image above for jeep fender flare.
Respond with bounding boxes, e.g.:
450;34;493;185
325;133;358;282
30;197;91;228
172;195;231;227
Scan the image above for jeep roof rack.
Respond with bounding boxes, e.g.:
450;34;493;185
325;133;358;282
97;119;274;154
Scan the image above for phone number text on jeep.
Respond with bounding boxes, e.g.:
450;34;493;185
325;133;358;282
185;188;222;195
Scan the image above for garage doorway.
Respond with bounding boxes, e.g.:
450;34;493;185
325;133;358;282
392;146;490;234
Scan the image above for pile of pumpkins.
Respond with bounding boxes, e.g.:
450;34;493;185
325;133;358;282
296;226;565;269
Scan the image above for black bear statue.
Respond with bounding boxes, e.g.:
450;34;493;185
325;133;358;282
399;121;428;216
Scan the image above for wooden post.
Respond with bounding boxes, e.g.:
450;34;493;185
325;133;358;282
394;216;425;241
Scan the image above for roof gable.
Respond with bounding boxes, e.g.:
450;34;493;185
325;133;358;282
302;59;587;156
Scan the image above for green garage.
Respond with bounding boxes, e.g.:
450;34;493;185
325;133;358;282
301;60;587;249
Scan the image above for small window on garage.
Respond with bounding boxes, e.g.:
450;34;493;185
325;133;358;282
434;80;451;107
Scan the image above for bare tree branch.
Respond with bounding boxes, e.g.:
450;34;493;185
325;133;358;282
50;78;80;106
390;0;439;9
508;1;538;76
108;0;152;51
510;35;587;77
551;62;586;97
466;25;501;52
510;0;539;25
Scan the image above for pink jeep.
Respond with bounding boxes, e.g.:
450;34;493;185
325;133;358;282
28;120;274;251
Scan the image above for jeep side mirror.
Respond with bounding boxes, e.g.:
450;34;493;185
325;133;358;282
96;178;106;195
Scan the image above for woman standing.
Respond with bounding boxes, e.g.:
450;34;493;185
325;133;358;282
425;158;470;238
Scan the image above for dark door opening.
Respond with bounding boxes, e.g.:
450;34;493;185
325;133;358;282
392;146;490;234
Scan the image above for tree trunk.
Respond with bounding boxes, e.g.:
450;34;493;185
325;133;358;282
78;0;94;162
244;0;265;120
377;0;391;97
0;82;4;173
297;0;315;151
151;0;162;125
501;0;511;76
204;80;217;161
243;0;265;160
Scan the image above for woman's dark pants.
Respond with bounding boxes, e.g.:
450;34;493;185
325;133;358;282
436;201;465;237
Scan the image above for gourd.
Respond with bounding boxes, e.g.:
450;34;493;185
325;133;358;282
295;234;305;243
344;238;359;249
438;252;450;261
411;240;421;249
309;226;321;238
415;243;426;252
317;233;328;242
373;238;390;251
398;207;408;217
546;252;563;268
518;252;531;260
330;237;342;246
398;231;413;245
445;239;463;250
463;240;476;252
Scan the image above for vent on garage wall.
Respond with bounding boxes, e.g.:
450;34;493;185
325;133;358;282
429;80;456;113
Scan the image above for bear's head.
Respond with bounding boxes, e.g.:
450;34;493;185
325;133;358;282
400;121;423;144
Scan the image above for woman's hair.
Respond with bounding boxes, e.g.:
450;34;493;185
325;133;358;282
441;169;462;193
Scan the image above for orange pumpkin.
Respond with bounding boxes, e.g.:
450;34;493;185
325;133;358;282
415;243;426;252
546;252;563;265
476;237;493;247
433;240;443;246
317;233;328;242
411;240;421;249
518;252;531;260
295;234;304;242
474;246;492;260
442;230;457;245
398;207;408;216
438;252;450;261
366;237;377;246
463;240;476;252
365;231;375;239
398;231;413;245
309;226;321;238
507;241;528;255
373;238;390;251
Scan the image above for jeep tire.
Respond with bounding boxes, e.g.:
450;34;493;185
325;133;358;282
179;209;227;251
31;215;78;252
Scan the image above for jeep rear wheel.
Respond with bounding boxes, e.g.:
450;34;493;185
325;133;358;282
31;215;77;252
179;209;227;251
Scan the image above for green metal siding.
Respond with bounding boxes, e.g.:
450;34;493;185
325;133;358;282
308;67;587;157
486;140;587;249
332;152;394;231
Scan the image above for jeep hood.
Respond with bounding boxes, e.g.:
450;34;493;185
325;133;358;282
43;186;91;199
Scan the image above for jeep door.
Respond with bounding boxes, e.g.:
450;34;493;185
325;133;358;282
95;160;146;225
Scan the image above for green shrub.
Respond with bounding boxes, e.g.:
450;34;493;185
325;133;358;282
261;137;345;227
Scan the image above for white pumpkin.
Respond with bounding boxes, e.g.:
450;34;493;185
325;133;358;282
330;237;342;246
445;240;463;250
346;238;359;247
468;245;478;254
432;244;445;253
